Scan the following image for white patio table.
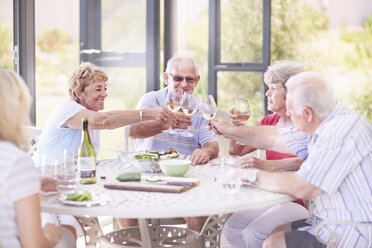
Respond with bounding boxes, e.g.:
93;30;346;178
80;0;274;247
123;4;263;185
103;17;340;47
40;159;293;247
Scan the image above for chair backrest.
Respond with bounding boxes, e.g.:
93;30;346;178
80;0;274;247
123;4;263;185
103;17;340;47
24;125;43;156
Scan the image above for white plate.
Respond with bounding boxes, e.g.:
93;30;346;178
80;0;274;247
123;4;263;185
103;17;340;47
40;191;58;196
59;192;111;207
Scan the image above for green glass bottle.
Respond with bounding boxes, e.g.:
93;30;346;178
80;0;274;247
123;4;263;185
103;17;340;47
78;118;96;184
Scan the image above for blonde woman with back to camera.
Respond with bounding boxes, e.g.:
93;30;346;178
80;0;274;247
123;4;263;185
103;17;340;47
0;69;68;247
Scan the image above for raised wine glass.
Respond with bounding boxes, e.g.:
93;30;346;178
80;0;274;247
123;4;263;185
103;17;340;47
163;88;183;134
233;98;251;145
180;92;199;137
199;95;217;121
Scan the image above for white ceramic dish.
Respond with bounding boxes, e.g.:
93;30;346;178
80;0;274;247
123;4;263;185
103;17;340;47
59;192;111;207
158;159;191;177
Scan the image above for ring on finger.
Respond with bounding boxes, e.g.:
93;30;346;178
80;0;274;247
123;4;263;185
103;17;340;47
163;117;168;122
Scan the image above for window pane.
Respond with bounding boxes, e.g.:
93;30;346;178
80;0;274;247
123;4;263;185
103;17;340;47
99;1;147;159
35;0;79;127
217;71;264;125
0;0;13;69
102;0;146;51
220;0;263;63
174;0;209;95
98;67;147;159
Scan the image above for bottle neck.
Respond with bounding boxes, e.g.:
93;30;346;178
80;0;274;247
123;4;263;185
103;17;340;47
83;121;88;131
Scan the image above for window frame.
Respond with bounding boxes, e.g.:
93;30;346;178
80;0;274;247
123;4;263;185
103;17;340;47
208;0;271;113
14;0;271;124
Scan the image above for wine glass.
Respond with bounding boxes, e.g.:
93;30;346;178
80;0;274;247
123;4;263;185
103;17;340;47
163;88;183;134
180;92;199;137
233;98;251;145
199;95;217;120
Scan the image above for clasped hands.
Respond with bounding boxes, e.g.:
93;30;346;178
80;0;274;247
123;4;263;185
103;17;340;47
159;109;192;130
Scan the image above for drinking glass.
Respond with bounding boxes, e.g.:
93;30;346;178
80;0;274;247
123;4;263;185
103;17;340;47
219;157;241;194
117;135;135;163
54;150;79;193
180;92;199;137
163;88;184;134
233;98;251;145
199;95;217;121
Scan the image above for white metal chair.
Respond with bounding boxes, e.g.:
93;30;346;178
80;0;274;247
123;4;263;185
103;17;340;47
24;125;43;156
76;216;204;248
315;220;372;248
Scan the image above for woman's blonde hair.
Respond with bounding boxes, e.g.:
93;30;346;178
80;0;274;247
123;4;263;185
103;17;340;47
68;62;108;101
0;69;31;151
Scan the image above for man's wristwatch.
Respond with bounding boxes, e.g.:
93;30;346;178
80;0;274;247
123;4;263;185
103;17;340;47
246;169;258;184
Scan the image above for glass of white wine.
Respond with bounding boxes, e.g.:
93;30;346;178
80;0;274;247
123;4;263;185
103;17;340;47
163;88;183;134
199;95;217;120
233;98;251;145
180;92;199;137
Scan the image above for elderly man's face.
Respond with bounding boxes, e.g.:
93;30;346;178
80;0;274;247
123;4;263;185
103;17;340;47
78;80;108;111
165;67;200;94
286;95;307;132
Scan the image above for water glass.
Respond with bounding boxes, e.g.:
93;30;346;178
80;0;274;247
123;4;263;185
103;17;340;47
54;161;79;193
220;157;241;194
54;151;79;193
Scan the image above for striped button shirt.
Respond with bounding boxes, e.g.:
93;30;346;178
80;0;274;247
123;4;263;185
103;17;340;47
134;87;218;155
282;103;372;247
0;142;40;247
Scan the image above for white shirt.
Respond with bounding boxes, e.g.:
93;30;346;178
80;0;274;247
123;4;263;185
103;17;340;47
282;103;372;247
33;100;100;165
0;141;40;247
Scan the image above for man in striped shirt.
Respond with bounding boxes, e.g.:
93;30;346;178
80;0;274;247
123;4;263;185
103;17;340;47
211;71;372;247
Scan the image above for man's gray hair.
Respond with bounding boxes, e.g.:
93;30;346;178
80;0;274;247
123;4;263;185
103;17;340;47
165;55;199;76
286;71;336;118
264;60;304;88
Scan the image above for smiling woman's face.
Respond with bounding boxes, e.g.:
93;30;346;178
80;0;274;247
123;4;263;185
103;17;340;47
78;80;108;111
265;83;287;113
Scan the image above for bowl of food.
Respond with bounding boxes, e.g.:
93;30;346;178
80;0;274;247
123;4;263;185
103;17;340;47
158;159;191;177
131;153;160;172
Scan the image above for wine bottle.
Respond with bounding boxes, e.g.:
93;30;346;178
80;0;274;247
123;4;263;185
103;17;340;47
78;118;96;184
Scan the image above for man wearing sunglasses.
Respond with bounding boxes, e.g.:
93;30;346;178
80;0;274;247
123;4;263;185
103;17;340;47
127;55;219;232
130;55;219;166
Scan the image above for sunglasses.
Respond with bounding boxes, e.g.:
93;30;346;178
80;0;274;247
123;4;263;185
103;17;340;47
169;73;196;84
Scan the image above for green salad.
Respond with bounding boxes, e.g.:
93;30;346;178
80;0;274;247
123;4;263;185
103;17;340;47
134;154;158;161
66;191;92;202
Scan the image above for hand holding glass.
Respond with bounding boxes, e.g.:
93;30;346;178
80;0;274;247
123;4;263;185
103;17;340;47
163;88;183;134
233;98;251;145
